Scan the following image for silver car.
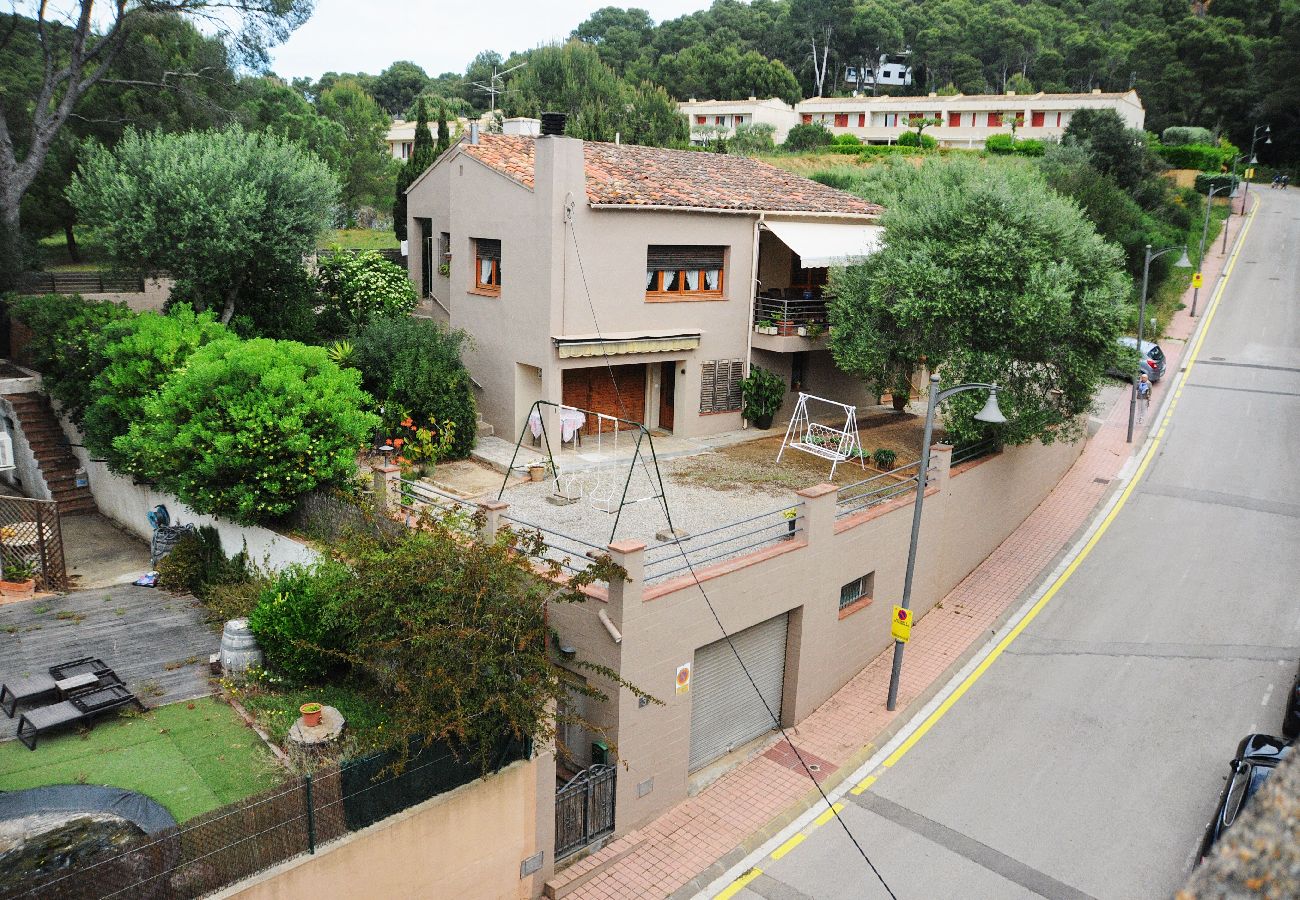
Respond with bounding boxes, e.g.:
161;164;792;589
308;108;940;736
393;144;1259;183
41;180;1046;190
1115;337;1166;383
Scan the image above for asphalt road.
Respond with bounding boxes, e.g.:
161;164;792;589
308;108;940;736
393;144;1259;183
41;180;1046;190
716;189;1300;900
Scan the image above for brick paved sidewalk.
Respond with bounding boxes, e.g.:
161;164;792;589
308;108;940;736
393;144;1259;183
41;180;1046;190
543;206;1247;900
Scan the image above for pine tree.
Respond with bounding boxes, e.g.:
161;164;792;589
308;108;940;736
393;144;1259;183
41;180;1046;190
436;101;451;156
393;97;437;243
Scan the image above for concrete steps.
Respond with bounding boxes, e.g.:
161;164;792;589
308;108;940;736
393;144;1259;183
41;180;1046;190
2;392;96;515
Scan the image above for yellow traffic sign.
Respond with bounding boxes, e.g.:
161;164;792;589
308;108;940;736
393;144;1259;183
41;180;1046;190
891;605;912;642
1245;168;1255;180
1192;272;1203;289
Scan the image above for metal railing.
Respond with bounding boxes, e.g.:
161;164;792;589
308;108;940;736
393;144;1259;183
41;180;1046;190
949;437;1001;466
15;271;145;294
395;478;477;534
497;512;609;576
752;294;829;329
835;460;922;519
643;504;804;583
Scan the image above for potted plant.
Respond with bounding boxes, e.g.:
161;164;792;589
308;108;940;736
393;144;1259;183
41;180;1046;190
777;319;797;336
741;365;785;430
299;702;323;727
805;322;826;340
528;462;547;482
757;317;778;335
437;262;450;277
872;448;898;471
0;559;36;600
796;325;809;337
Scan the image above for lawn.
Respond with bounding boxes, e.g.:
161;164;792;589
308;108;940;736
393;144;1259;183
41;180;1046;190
319;228;399;251
234;677;392;753
0;697;284;823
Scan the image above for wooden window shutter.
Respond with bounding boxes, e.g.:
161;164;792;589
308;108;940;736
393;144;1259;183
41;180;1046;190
724;360;742;411
700;361;718;412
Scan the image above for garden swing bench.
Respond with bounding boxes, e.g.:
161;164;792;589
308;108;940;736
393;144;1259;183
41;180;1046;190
775;392;866;479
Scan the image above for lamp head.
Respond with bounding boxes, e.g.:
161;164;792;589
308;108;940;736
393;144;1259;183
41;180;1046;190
1229;184;1240;199
973;388;1007;425
1264;135;1272;145
1174;247;1191;268
1250;154;1258;164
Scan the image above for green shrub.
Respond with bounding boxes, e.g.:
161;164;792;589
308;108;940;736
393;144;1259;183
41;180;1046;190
117;339;380;523
1194;173;1240;194
83;305;234;472
872;448;897;470
740;365;784;424
157;525;251;597
1154;142;1232;171
9;294;135;425
1161;126;1214;147
782;122;833;151
832;132;862;146
351;316;477;458
986;133;1015;154
315;249;418;338
1012;138;1045;157
248;560;353;683
897;130;937;150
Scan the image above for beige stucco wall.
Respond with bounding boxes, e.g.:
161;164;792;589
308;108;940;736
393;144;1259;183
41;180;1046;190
550;436;1083;832
216;755;555;900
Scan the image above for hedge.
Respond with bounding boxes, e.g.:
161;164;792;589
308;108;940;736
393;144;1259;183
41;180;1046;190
1155;143;1233;171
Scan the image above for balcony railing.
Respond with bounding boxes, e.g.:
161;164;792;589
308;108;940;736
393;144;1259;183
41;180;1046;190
753;294;828;329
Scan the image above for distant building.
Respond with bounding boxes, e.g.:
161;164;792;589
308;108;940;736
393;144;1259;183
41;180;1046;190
677;97;799;146
797;89;1145;148
845;55;913;89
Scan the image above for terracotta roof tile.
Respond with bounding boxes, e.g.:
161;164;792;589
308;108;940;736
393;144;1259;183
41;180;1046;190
460;134;880;216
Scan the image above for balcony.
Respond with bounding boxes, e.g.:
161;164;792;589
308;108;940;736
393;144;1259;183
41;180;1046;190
752;293;829;351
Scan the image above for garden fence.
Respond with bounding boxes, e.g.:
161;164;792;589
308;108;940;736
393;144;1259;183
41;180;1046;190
0;494;66;590
15;272;145;295
6;736;530;900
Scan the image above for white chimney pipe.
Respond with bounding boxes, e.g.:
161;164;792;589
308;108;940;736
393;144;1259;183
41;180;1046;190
469;122;479;145
598;608;622;644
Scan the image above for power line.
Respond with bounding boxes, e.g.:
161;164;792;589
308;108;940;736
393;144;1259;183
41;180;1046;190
564;213;899;899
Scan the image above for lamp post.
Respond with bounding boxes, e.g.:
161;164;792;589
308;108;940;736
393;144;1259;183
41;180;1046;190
1193;183;1232;316
1126;244;1191;444
1233;125;1270;216
1220;179;1241;256
885;375;1005;711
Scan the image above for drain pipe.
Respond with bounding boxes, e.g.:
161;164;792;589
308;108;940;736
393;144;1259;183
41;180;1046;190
744;213;764;428
597;608;622;644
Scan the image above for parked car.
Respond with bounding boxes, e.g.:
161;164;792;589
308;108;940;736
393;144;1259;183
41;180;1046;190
1284;661;1300;740
1199;733;1292;861
1110;337;1167;383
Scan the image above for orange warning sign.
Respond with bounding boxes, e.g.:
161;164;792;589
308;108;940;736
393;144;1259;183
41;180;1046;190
676;663;691;694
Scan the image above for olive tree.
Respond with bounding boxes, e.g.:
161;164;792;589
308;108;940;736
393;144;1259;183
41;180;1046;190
829;157;1129;446
66;125;337;324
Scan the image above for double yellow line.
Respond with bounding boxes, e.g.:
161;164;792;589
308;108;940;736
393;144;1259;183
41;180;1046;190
714;196;1260;897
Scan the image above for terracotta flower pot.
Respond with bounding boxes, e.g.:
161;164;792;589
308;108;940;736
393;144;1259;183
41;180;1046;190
0;579;35;602
300;703;323;727
777;320;797;336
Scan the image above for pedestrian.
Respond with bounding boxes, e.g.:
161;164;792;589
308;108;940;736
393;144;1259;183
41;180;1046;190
1283;174;1290;190
1272;173;1282;190
1136;373;1151;424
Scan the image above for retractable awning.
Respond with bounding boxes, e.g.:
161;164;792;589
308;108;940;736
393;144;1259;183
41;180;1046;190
553;331;700;359
763;220;884;267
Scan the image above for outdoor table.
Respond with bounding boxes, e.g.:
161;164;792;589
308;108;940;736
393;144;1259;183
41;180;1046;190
528;408;587;445
55;672;99;694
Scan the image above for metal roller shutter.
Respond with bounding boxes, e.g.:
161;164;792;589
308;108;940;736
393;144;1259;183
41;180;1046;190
688;613;789;772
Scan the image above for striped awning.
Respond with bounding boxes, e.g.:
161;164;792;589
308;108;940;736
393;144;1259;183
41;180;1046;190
553;332;701;359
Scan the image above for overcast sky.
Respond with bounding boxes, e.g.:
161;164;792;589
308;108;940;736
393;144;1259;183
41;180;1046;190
267;0;711;81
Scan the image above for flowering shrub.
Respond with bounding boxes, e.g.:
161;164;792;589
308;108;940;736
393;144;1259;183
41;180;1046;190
117;339;380;523
248;560;353;683
315;249;418;338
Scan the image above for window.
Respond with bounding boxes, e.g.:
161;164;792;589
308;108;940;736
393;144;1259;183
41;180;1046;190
839;572;875;611
699;359;743;413
716;115;726;125
473;238;501;294
948;112;962;128
1055;111;1063;127
439;231;450;259
790;352;807;392
801;113;812;124
883;113;898;127
988;112;1002;127
1031;111;1045;127
908;112;923;122
401;141;412;159
789;253;828;292
735;115;747;125
646;245;725;300
418;218;433;297
858;113;866;127
696;115;706;124
834;113;849;128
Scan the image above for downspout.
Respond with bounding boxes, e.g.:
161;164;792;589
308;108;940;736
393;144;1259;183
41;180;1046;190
744;213;764;429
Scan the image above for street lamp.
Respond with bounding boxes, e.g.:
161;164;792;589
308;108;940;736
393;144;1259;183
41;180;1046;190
1234;125;1271;216
886;375;1005;711
1193;183;1233;316
1220;180;1241;256
1126;244;1191;444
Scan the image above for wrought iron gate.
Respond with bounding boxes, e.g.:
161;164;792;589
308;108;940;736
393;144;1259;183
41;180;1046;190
0;495;66;590
555;764;616;859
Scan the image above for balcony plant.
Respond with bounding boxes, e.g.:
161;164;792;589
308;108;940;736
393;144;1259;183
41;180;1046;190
756;317;778;335
777;319;798;336
0;559;37;599
741;365;785;429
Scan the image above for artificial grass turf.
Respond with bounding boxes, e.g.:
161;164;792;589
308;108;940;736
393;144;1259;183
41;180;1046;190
0;697;284;822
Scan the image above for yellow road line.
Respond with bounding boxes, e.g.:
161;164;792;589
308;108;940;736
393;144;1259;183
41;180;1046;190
850;775;877;796
771;833;806;860
812;803;844;827
878;195;1259;772
716;867;762;899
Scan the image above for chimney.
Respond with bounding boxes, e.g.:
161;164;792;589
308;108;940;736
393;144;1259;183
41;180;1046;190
540;111;567;136
469;122;479;145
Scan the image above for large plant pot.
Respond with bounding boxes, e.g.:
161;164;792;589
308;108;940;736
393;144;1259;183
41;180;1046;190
753;413;775;430
776;320;797;336
891;393;909;412
0;579;35;601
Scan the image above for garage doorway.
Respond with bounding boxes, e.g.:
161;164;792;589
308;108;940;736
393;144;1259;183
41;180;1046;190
562;364;647;428
658;361;676;432
688;613;789;772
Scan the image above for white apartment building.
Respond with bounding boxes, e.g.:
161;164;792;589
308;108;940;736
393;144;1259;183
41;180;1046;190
677;97;799;146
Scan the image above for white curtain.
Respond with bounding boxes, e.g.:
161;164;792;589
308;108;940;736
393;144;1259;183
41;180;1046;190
703;268;720;291
480;258;493;285
684;270;699;291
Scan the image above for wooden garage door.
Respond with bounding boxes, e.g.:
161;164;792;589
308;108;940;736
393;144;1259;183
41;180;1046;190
562;365;646;429
688;613;789;772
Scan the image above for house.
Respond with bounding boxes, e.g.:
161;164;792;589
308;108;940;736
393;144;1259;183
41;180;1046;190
387;115;541;159
404;120;884;444
845;54;914;88
677;97;800;146
796;88;1146;147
